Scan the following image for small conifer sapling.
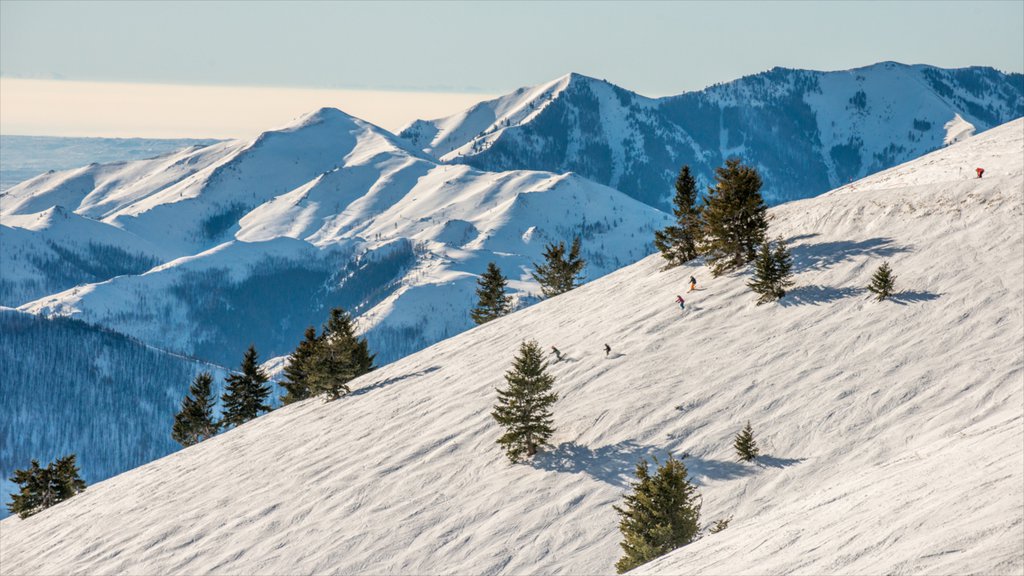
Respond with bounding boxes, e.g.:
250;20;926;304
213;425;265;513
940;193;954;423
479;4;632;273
868;261;897;301
734;421;760;462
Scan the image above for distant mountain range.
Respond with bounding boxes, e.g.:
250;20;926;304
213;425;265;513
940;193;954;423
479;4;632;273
400;62;1023;209
3;108;668;366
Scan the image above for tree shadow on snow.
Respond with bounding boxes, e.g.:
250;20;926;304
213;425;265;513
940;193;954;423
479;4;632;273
785;232;821;244
351;365;441;397
532;441;659;488
790;237;910;272
779;285;865;307
756;455;806;469
683;456;756;484
889;291;941;305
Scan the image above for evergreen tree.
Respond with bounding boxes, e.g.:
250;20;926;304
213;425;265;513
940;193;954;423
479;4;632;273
7;454;86;519
307;308;375;400
747;236;795;304
653;165;702;267
220;345;272;428
172;372;219;447
867;261;897;301
471;262;513;325
614;455;702;573
734;421;760;462
280;327;320;404
491;340;558;463
531;236;586;298
698;159;769;276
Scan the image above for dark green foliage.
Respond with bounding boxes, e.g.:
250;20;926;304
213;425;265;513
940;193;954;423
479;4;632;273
531;237;586;298
696;159;769;276
868;261;897;301
0;310;198;509
280;327;320;405
171;372;219;447
734;421;760;462
307;308;376;400
653;165;702;267
220;345;272;428
614;455;702;573
492;340;558;463
471;262;513;325
7;454;86;519
747;236;795;305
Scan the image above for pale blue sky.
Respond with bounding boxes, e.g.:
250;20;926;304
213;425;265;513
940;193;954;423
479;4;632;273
1;1;1022;138
3;1;1022;95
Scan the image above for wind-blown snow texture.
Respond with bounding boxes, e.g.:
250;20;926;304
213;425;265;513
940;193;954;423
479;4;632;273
401;63;1023;209
2;119;1020;575
3;108;669;366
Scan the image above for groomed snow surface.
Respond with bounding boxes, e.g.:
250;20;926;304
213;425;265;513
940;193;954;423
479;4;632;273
1;120;1022;575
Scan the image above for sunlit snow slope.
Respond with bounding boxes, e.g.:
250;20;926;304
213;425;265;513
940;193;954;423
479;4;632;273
1;120;1021;575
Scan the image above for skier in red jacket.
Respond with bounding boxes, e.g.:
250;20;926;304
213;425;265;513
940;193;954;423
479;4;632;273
976;167;985;178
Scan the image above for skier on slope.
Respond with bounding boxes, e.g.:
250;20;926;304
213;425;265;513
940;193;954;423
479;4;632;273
551;346;563;362
976;167;985;179
676;295;685;312
604;343;611;357
688;276;697;292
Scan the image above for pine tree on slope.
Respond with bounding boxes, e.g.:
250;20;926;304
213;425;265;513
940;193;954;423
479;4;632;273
172;371;219;446
7;454;86;519
867;261;897;301
614;455;702;573
307;308;375;400
221;345;272;428
532;237;586;298
654;165;702;267
280;326;320;405
747;236;795;304
734;421;760;462
492;340;558;463
698;159;769;276
471;262;513;325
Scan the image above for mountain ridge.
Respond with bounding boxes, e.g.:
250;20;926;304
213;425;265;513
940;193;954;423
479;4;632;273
400;61;1024;209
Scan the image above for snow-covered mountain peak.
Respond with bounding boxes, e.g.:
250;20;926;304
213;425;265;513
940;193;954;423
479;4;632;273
401;63;1023;209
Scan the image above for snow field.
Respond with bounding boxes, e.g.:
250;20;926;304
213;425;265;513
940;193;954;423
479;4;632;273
1;121;1021;575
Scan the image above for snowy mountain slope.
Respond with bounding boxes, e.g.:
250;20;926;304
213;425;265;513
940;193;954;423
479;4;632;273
2;119;1020;575
400;62;1024;209
0;308;228;520
8;108;669;366
0;207;170;305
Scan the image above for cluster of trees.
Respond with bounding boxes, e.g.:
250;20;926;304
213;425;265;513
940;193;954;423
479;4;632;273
471;237;587;325
7;454;86;519
279;308;376;403
173;307;376;448
171;345;272;447
657;159;902;305
655;160;793;303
